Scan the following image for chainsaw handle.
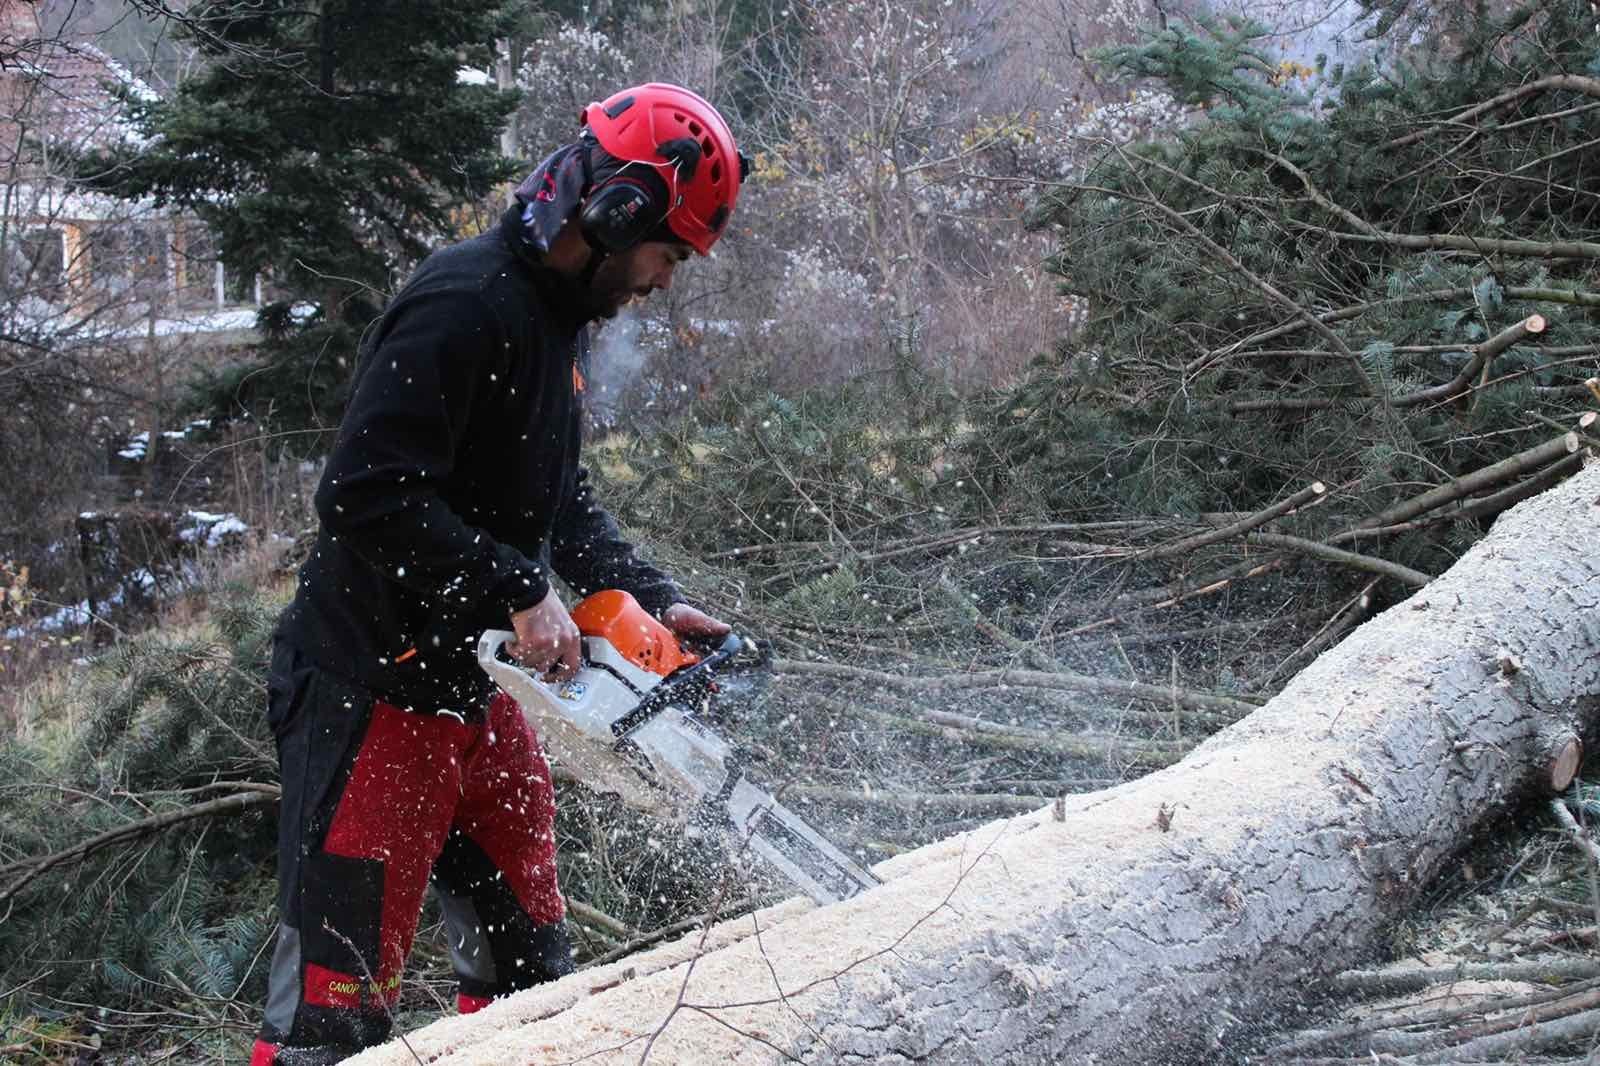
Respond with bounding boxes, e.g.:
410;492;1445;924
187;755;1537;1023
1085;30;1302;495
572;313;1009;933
666;632;744;685
476;628;587;735
479;628;511;659
477;628;543;689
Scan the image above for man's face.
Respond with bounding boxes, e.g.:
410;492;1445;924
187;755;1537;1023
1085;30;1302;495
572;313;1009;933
588;240;692;319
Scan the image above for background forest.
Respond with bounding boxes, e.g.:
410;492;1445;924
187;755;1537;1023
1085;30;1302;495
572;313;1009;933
5;0;1600;1061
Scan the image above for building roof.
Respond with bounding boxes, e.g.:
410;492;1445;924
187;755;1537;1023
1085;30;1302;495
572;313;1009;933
1;1;159;222
2;1;156;149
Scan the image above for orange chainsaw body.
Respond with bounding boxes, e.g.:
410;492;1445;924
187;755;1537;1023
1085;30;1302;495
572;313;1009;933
570;589;698;676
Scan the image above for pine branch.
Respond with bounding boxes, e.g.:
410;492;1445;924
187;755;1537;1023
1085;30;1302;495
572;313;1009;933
782;784;1049;814
1262;580;1380;688
0;785;280;909
1130;481;1328;562
566;899;639;941
810;695;1198;763
1383;74;1600;151
1196;288;1600;375
1333;430;1583;541
1243;533;1432;587
1368;452;1584;534
1288;220;1600;261
1104;156;1384;399
711;521;1156;562
582;899;771;972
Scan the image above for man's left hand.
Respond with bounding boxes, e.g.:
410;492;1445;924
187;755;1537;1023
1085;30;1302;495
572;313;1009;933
661;603;732;643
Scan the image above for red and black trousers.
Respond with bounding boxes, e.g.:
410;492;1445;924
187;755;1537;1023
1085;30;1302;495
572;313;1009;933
251;640;572;1065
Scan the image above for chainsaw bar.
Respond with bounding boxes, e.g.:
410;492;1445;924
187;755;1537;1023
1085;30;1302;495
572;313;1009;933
719;778;879;903
478;629;879;905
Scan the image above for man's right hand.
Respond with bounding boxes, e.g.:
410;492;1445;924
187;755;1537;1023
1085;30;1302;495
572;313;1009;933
507;587;581;681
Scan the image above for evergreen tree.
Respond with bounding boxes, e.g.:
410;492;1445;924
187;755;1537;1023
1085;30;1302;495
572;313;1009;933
86;0;525;431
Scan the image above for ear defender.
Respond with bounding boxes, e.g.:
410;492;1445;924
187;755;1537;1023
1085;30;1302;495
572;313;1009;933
577;169;671;253
577;136;704;255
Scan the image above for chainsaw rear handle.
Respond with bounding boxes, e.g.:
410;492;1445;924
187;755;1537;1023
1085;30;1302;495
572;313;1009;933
476;629;550;698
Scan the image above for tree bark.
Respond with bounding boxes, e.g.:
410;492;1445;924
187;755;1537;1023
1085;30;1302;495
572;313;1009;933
348;461;1600;1066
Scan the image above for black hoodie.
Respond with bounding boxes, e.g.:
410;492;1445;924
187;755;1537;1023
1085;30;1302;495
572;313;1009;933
275;205;683;713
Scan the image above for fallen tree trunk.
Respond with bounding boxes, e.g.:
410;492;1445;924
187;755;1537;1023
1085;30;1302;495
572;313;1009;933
350;460;1600;1066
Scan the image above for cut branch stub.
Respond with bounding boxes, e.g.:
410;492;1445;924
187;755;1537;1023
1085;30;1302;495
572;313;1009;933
1546;731;1584;794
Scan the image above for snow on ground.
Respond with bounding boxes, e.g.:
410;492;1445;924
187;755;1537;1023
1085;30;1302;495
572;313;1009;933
179;511;249;550
117;431;149;461
6;598;93;638
3;510;248;640
113;419;214;462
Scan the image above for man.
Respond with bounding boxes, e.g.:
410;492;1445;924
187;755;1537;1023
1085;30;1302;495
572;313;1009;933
251;83;748;1065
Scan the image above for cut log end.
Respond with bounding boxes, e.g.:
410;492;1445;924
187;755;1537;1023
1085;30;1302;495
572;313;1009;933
1525;313;1548;334
1581;411;1597;430
1310;481;1327;495
1548;734;1584;794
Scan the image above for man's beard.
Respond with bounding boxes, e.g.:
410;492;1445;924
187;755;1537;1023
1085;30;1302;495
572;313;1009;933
584;257;645;321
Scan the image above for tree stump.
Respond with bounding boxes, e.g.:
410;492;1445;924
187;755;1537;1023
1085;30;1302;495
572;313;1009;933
348;460;1600;1066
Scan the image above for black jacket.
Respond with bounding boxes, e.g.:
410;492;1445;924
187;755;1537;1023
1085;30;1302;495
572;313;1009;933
276;206;683;713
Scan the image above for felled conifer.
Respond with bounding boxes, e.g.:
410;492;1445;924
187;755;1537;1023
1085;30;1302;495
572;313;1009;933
1000;0;1600;578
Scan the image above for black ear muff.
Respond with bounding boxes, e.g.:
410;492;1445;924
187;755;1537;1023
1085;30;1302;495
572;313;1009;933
578;168;670;253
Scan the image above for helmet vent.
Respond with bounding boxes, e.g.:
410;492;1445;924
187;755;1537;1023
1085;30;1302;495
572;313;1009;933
687;119;703;135
710;160;722;183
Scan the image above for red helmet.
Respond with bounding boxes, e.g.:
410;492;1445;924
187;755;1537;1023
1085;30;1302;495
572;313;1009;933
581;83;747;256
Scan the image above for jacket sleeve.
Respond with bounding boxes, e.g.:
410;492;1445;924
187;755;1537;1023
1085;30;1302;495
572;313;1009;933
550;466;685;616
314;289;551;619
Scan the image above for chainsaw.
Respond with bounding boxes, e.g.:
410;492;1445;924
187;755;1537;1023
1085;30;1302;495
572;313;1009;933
477;589;880;905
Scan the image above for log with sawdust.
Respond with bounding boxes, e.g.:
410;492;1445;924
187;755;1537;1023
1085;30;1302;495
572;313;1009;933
348;460;1600;1066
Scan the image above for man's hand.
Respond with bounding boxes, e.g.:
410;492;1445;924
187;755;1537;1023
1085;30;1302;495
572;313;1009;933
508;587;581;681
660;603;732;644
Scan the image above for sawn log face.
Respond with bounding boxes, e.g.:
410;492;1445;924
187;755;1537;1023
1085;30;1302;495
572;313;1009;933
347;461;1600;1066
